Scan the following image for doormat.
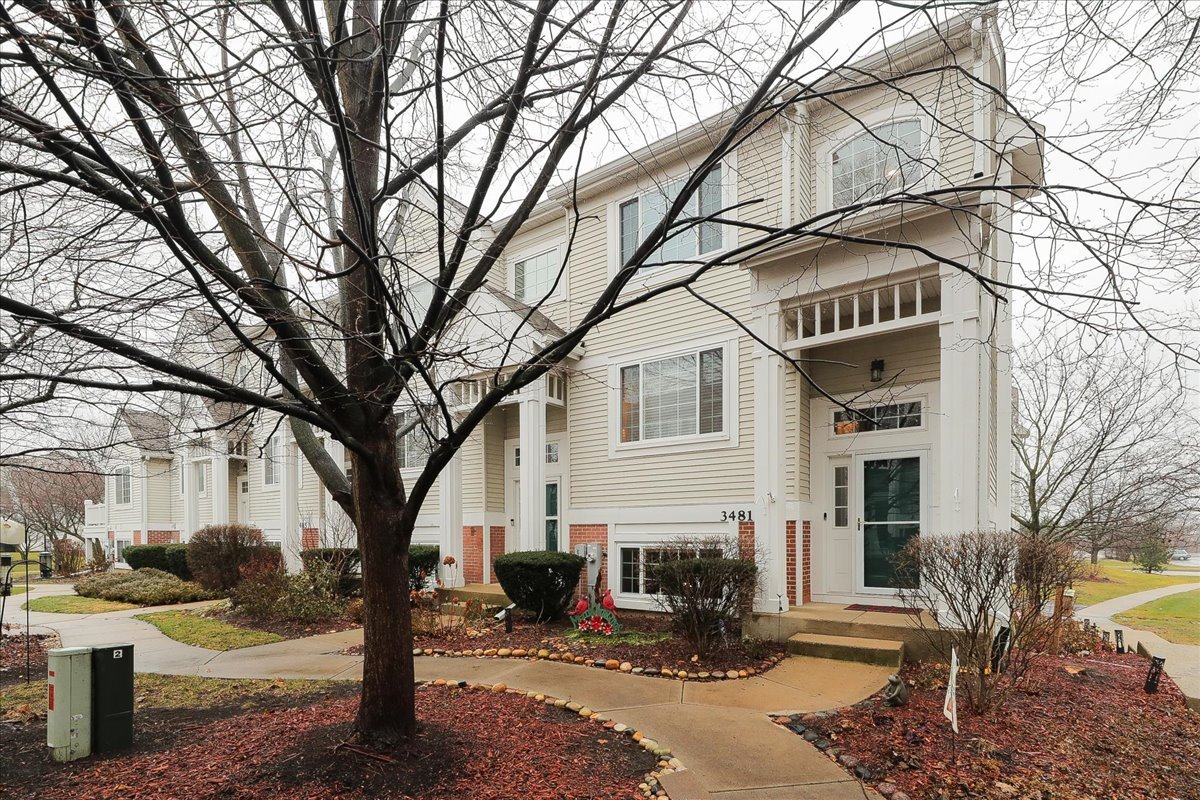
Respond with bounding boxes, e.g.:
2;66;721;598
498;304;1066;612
844;604;919;615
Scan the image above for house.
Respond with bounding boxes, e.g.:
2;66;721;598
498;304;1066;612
86;14;1041;611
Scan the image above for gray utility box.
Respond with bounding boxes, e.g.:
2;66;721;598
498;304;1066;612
91;643;135;753
47;647;93;762
573;543;603;598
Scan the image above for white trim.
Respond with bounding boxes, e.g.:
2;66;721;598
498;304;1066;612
112;465;133;507
195;460;208;498
814;104;941;215
507;243;566;305
608;523;740;611
262;434;280;490
854;448;928;596
606;334;740;459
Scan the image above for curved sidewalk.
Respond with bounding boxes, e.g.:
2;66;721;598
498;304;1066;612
1077;581;1200;710
22;604;890;800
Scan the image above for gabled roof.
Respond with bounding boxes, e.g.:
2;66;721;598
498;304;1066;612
480;284;567;339
119;408;173;452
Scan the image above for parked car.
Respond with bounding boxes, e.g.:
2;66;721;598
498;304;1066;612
1171;549;1191;561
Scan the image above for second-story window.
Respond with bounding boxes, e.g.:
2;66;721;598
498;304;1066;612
831;120;926;207
620;347;724;443
398;409;434;469
114;466;132;505
619;164;724;267
263;435;280;486
513;248;561;304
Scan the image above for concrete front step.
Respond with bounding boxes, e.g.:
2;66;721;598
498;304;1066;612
787;632;904;668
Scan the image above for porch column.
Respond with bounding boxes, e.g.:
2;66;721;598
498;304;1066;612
938;261;986;535
211;443;230;525
518;377;547;552
280;437;302;572
439;445;464;587
181;455;196;538
753;305;789;612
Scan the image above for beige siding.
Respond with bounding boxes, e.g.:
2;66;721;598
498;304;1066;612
805;324;940;397
485;414;507;512
461;427;484;515
146;458;175;521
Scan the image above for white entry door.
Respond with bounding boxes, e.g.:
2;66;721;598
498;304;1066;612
237;478;250;523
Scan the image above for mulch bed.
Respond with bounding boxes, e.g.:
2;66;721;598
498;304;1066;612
345;609;786;679
0;629;58;687
2;682;656;800
204;604;362;640
777;650;1200;800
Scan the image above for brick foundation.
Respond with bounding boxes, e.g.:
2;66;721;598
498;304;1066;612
463;526;484;584
301;527;320;550
801;520;812;603
785;521;798;605
568;524;608;601
488;526;506;583
737;520;755;560
147;530;179;545
132;530;143;545
107;531;115;542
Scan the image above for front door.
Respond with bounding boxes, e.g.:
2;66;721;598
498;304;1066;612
858;454;922;591
237;478;250;522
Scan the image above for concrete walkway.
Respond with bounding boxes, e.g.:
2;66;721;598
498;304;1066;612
11;597;891;800
1078;581;1200;710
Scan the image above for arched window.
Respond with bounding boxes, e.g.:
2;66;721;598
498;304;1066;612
830;120;927;207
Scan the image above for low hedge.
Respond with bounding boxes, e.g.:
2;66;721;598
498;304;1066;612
123;544;192;580
74;568;220;606
492;550;585;621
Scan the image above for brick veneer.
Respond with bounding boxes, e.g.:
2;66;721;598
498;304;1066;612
301;527;320;550
737;520;755;560
488;526;506;583
147;530;179;544
801;520;812;603
132;530;143;545
785;521;798;605
463;526;484;584
107;531;115;542
568;524;607;600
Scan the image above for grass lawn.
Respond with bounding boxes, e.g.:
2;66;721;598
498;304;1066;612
3;584;29;595
1073;560;1200;607
21;595;136;614
134;609;283;650
1113;588;1200;646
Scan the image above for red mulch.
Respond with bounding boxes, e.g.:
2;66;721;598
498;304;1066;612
781;652;1200;799
345;610;784;678
2;684;656;800
205;605;362;640
0;629;58;687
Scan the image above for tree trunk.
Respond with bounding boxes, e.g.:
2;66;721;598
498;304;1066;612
351;433;416;742
1090;547;1100;565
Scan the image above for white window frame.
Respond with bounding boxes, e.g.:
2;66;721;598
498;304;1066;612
816;106;939;214
262;434;280;488
113;466;133;506
178;458;186;497
825;391;930;442
613;537;736;607
507;244;565;305
608;155;738;291
398;408;436;471
606;334;740;458
196;461;208;498
115;538;132;564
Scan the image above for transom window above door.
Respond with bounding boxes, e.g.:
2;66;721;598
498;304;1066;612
619;164;724;268
620;347;724;443
833;401;922;435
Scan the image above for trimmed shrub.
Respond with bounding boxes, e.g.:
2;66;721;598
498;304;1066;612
492;550;585;621
74;568;218;606
124;544;192;580
186;524;265;591
301;547;361;596
409;545;440;591
653;557;757;657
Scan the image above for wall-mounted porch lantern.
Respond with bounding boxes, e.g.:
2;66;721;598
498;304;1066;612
870;359;885;383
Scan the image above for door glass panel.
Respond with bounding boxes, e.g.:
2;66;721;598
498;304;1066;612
833;466;849;528
862;457;920;588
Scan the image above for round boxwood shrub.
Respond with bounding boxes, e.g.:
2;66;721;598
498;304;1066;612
408;545;440;591
492;550;585;621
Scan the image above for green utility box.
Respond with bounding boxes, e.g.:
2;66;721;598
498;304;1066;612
91;643;134;753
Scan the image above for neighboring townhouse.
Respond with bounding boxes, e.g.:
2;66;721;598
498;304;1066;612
88;15;1041;611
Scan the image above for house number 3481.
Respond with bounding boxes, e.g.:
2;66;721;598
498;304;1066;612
721;510;752;522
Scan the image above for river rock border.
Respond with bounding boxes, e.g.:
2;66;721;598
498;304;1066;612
419;677;683;799
412;645;784;682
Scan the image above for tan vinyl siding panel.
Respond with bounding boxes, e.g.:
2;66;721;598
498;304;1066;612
734;121;783;249
485;414;506;512
297;459;323;525
461;427;484;515
146;458;175;521
796;372;811;501
805;324;940;397
547;405;567;434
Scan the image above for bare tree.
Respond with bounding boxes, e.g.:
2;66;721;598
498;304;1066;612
1011;333;1200;558
0;459;102;550
0;1;1197;743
